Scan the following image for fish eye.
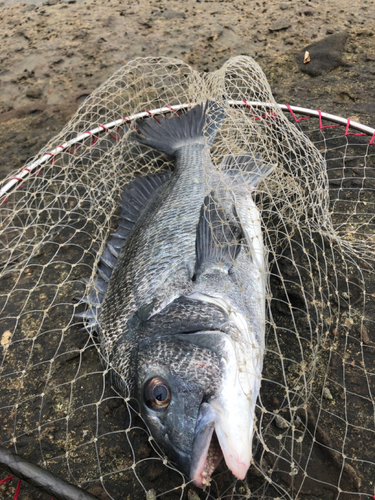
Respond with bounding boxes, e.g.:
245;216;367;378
144;377;171;410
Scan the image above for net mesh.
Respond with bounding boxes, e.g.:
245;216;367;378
0;56;374;500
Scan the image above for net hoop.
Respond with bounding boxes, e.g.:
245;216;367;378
1;101;374;203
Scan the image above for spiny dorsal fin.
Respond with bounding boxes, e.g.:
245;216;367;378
131;101;225;157
194;192;243;280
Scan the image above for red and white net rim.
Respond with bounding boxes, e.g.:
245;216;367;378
1;101;374;203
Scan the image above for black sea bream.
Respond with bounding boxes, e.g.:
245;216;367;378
78;102;273;486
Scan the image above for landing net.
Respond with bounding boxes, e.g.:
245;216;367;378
0;56;374;500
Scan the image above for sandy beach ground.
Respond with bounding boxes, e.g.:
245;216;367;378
0;0;374;182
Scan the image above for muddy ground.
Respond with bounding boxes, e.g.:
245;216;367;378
0;0;375;182
0;1;375;500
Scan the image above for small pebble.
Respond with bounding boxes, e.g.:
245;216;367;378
293;415;303;428
323;387;333;400
269;18;291;32
188;490;200;500
275;415;289;429
299;7;315;16
146;490;156;500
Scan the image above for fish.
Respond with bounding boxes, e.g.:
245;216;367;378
77;101;273;487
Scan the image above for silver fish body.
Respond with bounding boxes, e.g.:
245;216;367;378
81;102;273;486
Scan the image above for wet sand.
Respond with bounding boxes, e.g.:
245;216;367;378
1;0;375;182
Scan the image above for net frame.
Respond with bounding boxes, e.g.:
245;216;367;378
1;102;374;205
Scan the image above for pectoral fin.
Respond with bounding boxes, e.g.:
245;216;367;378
221;153;274;190
194;192;243;280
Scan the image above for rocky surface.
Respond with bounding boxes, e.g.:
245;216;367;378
0;0;375;181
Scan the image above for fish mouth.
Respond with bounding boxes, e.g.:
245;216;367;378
192;429;223;487
190;400;252;487
190;403;223;487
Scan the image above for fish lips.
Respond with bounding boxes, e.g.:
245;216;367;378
190;402;223;487
173;331;227;486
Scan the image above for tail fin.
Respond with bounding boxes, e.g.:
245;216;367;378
132;101;225;157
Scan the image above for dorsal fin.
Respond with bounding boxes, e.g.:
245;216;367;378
131;101;225;157
194;192;243;280
76;170;171;331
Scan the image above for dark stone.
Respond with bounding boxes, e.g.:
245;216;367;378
298;31;349;77
26;87;44;99
269;18;291;32
299;7;315;16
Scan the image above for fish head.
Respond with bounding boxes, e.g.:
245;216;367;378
135;335;221;475
135;330;262;487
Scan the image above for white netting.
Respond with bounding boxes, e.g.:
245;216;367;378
0;56;374;500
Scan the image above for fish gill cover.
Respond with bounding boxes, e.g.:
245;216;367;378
0;56;374;500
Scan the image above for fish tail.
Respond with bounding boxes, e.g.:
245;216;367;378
132;101;225;157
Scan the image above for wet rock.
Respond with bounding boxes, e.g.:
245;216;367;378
269;18;291;31
298;31;349;76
